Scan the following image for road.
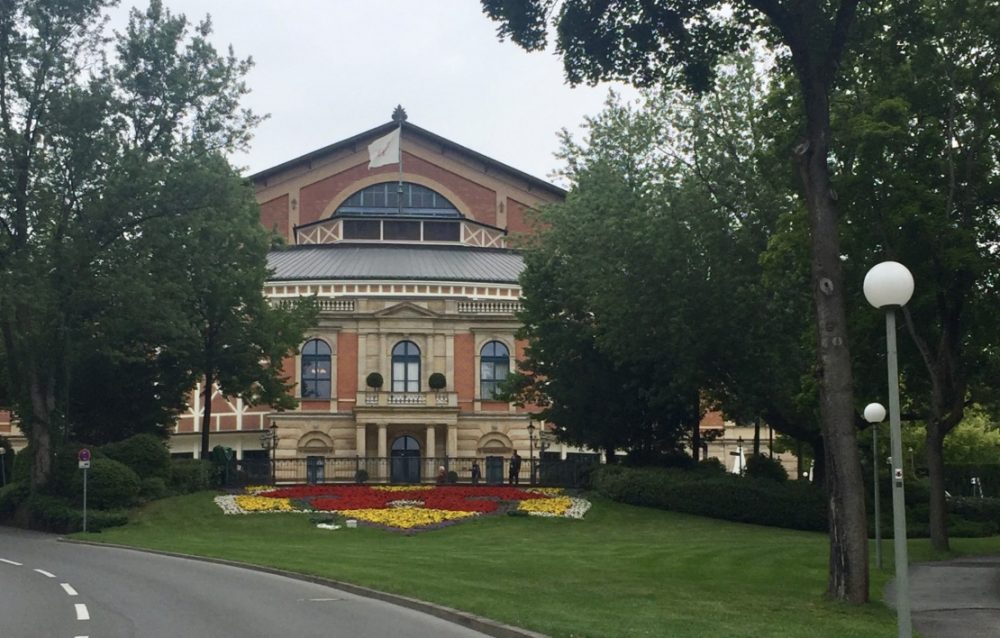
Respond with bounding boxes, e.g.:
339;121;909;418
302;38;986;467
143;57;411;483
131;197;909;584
0;527;496;638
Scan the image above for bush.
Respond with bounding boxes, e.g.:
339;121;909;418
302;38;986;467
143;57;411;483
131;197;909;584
428;372;447;390
139;476;170;501
72;458;140;509
0;481;29;520
592;465;827;531
24;494;128;533
949;496;1000;525
101;433;171;480
696;457;726;475
447;470;459;484
744;455;788;483
355;468;369;484
365;372;384;389
169;459;214;494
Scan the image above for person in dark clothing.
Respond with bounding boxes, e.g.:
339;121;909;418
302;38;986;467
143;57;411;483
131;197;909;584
471;460;482;485
508;451;522;485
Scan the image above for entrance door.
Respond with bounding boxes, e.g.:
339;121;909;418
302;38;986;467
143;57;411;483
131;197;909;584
390;435;421;484
306;456;325;484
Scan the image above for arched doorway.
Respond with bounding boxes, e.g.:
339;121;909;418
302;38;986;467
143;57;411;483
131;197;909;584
391;435;421;484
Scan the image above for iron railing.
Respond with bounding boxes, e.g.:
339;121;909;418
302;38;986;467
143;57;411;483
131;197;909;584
226;456;596;489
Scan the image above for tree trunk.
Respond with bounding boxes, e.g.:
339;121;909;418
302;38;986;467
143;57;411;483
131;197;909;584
753;417;761;456
200;372;214;459
925;423;949;551
798;77;868;604
27;367;57;492
692;418;701;461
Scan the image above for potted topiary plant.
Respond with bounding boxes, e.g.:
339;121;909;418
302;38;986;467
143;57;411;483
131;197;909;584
428;372;447;391
365;372;384;390
354;468;369;484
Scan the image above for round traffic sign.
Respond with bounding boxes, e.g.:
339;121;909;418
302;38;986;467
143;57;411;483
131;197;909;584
79;448;91;462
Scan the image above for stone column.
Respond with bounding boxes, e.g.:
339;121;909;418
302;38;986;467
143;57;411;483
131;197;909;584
447;423;458;458
355;424;367;456
378;424;388;482
426;424;437;480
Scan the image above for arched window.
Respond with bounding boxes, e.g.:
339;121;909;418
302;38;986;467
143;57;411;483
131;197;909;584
480;341;510;399
301;339;332;398
392;341;421;393
336;182;460;218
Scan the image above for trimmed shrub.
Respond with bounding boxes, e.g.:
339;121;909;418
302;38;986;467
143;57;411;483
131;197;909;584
355;468;369;484
101;434;170;480
949;496;1000;525
744;454;788;483
24;494;128;533
139;476;170;501
428;372;447;390
447;470;459;484
592;465;827;531
696;457;726;475
169;459;214;494
365;372;384;389
71;458;140;509
0;481;29;520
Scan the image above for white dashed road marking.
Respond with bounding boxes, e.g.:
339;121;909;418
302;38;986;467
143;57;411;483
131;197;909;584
61;583;79;596
0;558;22;566
33;568;56;578
75;603;90;620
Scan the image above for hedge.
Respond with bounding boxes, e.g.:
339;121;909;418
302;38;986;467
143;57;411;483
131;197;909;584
24;494;128;533
592;465;827;532
169;458;214;494
101;434;171;480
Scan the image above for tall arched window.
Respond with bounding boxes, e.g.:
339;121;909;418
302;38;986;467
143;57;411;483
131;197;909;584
301;339;332;398
480;341;510;399
392;341;421;393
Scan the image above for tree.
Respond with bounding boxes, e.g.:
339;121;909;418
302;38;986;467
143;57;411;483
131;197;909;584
483;0;869;601
141;153;316;458
0;0;258;489
834;0;1000;551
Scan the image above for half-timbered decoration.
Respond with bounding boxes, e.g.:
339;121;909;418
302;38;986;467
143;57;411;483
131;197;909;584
168;109;566;483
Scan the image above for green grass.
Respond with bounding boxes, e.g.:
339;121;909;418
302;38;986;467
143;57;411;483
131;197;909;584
76;493;1000;638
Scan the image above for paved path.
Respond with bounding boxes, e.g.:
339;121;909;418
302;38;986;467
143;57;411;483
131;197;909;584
0;527;500;638
886;555;1000;637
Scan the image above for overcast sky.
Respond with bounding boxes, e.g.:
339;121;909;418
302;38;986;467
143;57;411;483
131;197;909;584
108;1;638;187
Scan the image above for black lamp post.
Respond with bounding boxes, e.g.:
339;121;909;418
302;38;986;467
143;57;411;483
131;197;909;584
260;422;279;485
527;421;536;486
0;447;6;487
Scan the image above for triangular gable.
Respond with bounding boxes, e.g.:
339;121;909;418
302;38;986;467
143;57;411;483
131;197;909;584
374;301;440;319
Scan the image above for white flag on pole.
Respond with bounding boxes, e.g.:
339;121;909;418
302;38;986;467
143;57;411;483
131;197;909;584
367;128;400;168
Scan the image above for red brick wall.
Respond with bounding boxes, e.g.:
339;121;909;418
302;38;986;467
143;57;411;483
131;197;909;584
259;195;289;240
337;332;358;412
454;333;475;411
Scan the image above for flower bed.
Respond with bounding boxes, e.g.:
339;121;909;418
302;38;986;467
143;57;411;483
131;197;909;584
216;485;590;531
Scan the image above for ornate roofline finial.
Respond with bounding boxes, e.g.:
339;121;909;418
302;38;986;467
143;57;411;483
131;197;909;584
392;105;408;123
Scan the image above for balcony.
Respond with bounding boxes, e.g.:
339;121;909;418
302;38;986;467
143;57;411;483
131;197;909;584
356;391;457;409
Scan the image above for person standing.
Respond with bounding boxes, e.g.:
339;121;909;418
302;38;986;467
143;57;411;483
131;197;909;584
508;450;522;485
471;460;482;485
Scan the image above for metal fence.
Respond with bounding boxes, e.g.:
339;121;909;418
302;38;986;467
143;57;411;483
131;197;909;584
224;456;597;489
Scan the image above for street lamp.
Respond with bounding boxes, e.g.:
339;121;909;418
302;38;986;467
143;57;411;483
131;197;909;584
0;447;6;487
864;402;887;570
864;260;914;638
527;421;536;486
260;422;279;485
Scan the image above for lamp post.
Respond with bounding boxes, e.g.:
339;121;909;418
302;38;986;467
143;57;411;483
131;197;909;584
864;402;887;570
527;421;536;485
864;261;914;638
0;447;6;487
260;422;279;485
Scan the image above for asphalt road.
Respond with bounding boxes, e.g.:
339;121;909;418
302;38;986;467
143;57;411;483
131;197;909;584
0;527;496;638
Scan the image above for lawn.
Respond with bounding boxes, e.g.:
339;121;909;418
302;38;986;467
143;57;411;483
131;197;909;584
77;492;1000;638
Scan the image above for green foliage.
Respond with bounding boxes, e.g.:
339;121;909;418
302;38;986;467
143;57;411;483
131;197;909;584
366;372;384;389
592;465;826;532
354;468;369;484
24;495;128;534
696;457;726;475
169;459;214;494
446;470;459;484
139;477;170;502
71;458;141;510
101;434;171;480
0;481;29;520
428;372;447;390
744;455;789;483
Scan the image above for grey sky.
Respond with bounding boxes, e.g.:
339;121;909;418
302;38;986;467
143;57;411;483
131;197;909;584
110;1;638;187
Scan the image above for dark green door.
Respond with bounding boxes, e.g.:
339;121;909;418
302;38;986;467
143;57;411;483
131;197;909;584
391;435;421;483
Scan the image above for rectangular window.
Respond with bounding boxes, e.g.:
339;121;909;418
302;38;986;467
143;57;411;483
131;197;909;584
383;220;420;240
423;221;459;241
343;219;381;239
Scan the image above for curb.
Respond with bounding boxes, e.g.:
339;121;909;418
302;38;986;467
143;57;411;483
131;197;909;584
59;537;547;638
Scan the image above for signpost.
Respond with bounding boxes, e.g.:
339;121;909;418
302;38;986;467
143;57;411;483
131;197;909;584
79;449;91;532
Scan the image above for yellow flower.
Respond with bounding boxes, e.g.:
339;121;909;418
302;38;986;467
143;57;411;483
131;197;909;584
235;495;294;512
339;506;477;529
518;496;572;516
526;487;564;496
